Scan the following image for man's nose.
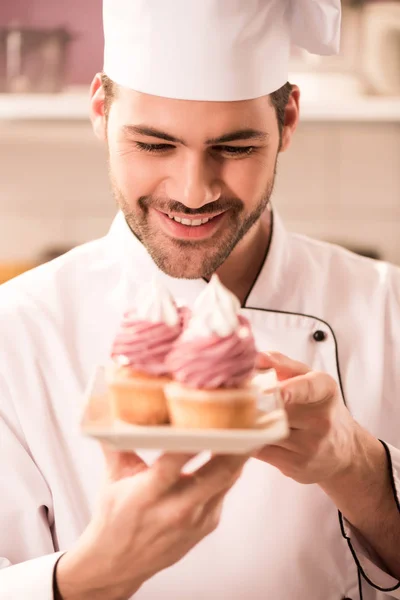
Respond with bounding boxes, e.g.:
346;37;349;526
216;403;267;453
166;154;221;210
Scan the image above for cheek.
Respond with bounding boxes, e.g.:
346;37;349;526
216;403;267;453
222;152;275;206
108;142;164;197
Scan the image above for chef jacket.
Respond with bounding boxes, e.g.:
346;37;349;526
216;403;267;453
0;211;399;600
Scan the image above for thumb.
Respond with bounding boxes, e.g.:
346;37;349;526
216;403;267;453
256;351;310;381
101;442;148;482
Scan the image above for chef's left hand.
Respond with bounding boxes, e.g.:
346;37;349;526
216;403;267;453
254;352;359;485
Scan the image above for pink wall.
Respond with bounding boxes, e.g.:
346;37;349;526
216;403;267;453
0;0;103;84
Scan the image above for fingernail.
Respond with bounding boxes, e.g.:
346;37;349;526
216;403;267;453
281;390;290;404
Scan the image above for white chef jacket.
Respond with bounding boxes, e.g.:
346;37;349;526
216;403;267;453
0;211;399;600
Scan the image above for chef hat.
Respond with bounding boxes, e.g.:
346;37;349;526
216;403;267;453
103;0;341;101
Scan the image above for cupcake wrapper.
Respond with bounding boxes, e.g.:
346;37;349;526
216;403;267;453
164;382;257;429
108;371;170;425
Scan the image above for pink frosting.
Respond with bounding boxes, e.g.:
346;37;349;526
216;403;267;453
167;316;257;389
111;307;190;376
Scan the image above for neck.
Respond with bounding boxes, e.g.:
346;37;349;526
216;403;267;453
215;209;272;305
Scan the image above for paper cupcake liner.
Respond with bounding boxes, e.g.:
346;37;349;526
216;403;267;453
108;367;170;425
164;382;257;429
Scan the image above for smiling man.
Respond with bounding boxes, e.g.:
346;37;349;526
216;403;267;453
0;1;400;600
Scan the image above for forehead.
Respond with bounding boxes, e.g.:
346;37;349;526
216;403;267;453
110;85;276;137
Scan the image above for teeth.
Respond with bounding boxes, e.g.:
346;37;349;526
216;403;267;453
168;215;212;226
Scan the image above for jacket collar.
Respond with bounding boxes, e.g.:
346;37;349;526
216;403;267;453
243;209;290;310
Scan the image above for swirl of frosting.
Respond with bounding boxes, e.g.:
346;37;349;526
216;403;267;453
133;279;179;327
168;276;257;388
111;280;186;375
184;274;241;339
167;315;257;388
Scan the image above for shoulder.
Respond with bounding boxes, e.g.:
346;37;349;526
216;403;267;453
0;235;122;346
288;231;400;296
0;235;116;307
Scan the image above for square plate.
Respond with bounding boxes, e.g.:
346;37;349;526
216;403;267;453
81;367;289;455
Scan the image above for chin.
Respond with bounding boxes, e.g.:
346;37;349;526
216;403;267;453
138;226;237;279
153;257;208;280
146;246;218;280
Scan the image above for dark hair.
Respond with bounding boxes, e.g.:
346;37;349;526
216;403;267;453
101;72;115;116
269;82;293;134
101;73;292;134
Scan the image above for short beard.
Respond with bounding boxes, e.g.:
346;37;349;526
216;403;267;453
110;169;276;279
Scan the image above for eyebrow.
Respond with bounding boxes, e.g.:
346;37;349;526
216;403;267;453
122;125;269;145
206;129;269;144
122;125;183;144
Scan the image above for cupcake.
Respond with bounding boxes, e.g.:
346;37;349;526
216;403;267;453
165;275;258;429
108;279;185;425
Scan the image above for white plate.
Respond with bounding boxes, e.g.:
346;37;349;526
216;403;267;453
81;367;289;455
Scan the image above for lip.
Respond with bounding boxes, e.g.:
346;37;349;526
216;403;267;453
152;208;227;241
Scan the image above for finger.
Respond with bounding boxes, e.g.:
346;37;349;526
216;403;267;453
198;489;227;533
177;454;248;504
256;352;310;381
149;453;198;496
280;371;337;406
269;429;326;454
101;443;148;482
253;444;296;470
204;488;226;514
182;488;227;531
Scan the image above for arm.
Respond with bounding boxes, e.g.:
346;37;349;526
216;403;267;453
255;352;400;595
0;359;249;600
54;449;248;600
0;373;63;599
321;267;400;589
320;429;400;581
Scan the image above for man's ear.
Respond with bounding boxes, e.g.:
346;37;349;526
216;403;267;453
279;85;300;153
90;73;107;142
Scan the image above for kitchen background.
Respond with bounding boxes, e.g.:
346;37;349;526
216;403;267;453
0;0;400;283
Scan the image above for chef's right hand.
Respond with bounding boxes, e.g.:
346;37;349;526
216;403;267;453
55;448;247;600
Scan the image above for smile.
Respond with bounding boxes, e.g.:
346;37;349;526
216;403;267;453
167;215;214;227
153;208;227;241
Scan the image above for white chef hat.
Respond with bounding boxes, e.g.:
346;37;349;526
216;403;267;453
103;0;341;102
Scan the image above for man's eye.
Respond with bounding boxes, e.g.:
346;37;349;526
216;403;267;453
134;142;174;153
214;146;255;157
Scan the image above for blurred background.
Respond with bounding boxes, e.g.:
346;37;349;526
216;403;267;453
0;0;399;283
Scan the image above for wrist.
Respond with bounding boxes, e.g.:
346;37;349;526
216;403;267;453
319;425;389;520
55;547;142;600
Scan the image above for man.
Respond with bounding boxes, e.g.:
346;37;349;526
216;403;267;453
0;1;399;599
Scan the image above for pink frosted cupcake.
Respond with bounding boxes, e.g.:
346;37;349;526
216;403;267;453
165;275;258;429
108;280;187;425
